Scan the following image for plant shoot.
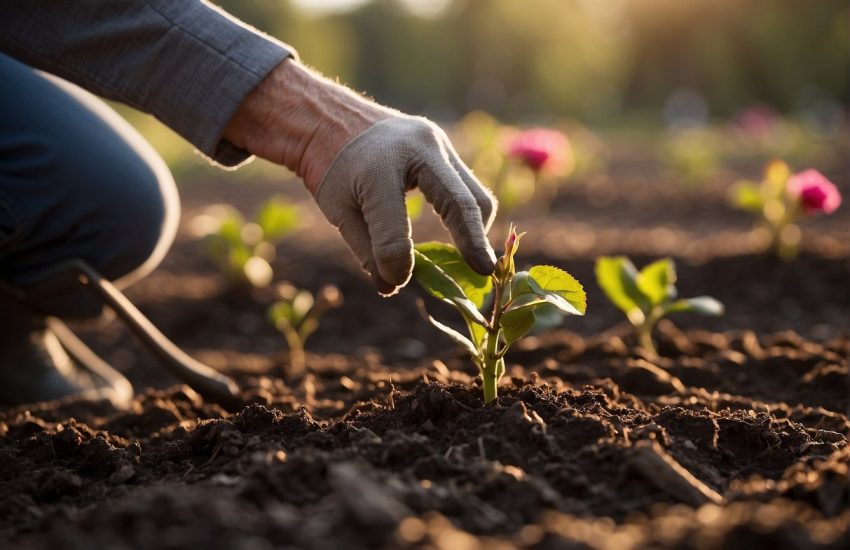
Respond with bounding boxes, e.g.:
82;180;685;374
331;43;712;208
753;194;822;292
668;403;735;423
413;225;586;403
595;256;723;356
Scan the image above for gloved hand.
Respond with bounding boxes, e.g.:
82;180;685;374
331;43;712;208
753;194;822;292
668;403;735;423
224;59;497;295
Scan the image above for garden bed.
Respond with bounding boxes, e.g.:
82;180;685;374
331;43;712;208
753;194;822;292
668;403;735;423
1;158;847;549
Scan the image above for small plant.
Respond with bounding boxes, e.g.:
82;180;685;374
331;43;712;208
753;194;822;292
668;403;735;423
730;160;842;259
191;196;299;288
413;225;586;403
595;256;723;357
268;283;343;373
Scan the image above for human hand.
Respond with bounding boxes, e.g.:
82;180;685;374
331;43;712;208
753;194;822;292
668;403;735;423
224;59;497;295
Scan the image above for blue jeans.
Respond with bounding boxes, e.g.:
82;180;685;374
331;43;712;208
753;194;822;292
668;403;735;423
0;54;179;318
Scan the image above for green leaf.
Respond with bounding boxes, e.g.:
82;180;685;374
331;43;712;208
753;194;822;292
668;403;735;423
501;303;538;343
256;196;299;242
413;250;488;327
406;192;425;222
449;297;489;327
595;256;648;323
511;271;533;296
426;314;480;358
636;258;677;307
218;216;244;247
466;318;488;348
528;303;565;332
268;302;294;327
414;243;492;309
527;265;586;315
729;181;764;213
298;317;319;341
228;245;252;271
664;296;724;316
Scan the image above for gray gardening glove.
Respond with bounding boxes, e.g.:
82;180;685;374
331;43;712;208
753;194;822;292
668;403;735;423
315;117;496;294
225;59;497;295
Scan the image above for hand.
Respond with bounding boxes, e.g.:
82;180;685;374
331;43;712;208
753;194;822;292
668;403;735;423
224;59;497;295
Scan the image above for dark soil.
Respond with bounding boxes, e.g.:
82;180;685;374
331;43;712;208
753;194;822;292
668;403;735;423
1;156;848;549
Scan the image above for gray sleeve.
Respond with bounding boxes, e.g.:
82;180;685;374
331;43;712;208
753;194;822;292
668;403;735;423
0;1;295;167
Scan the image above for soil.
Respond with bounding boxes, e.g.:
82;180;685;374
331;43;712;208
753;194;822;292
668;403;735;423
1;152;848;549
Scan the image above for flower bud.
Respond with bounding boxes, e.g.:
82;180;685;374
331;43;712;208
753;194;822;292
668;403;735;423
495;224;525;281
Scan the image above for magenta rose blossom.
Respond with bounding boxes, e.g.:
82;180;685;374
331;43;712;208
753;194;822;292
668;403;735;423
786;169;842;215
506;128;569;173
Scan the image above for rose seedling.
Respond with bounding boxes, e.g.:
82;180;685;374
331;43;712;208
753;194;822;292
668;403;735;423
730;160;841;259
268;283;343;373
413;225;586;403
191;195;299;288
595;256;723;356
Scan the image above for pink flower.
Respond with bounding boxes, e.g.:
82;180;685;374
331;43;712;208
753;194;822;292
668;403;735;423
787;169;842;215
506;128;569;173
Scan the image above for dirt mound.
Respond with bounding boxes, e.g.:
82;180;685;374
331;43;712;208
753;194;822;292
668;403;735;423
2;327;847;549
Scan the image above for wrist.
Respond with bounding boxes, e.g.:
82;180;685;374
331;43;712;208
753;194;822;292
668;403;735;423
224;58;391;192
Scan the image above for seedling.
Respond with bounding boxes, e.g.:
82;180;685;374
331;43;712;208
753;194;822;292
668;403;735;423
191;196;299;288
595;256;723;356
730;160;841;259
413;225;586;403
268;283;343;373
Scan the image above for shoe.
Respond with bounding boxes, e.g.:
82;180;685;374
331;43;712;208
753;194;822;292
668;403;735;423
0;291;133;409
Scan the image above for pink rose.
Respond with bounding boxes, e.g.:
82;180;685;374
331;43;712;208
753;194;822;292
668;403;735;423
506;128;569;173
787;169;842;215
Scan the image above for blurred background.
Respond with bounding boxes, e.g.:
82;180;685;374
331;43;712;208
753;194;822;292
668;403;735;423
115;0;848;180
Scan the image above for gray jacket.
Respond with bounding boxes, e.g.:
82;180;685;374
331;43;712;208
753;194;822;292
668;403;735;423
1;1;294;166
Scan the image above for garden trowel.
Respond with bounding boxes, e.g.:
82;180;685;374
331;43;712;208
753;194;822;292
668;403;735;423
4;259;242;408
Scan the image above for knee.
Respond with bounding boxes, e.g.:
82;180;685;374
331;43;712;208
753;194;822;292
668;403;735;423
90;145;180;285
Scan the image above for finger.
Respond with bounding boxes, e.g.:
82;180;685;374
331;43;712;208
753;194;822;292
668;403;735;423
413;149;496;275
336;209;397;295
359;173;415;288
445;145;497;233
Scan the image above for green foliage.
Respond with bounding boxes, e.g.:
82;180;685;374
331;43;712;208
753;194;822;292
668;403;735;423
268;283;343;373
414;225;586;404
257;198;300;241
414;242;492;308
595;256;723;356
193;196;299;288
405;191;426;223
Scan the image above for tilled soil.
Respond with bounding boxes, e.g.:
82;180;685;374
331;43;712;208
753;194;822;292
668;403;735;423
2;159;848;548
1;325;847;549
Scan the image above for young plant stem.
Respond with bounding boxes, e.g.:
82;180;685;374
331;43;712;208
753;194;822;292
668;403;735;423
636;307;662;357
280;323;306;374
481;276;506;404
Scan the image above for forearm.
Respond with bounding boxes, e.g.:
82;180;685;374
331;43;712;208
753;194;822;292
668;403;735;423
223;59;393;190
1;1;293;166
